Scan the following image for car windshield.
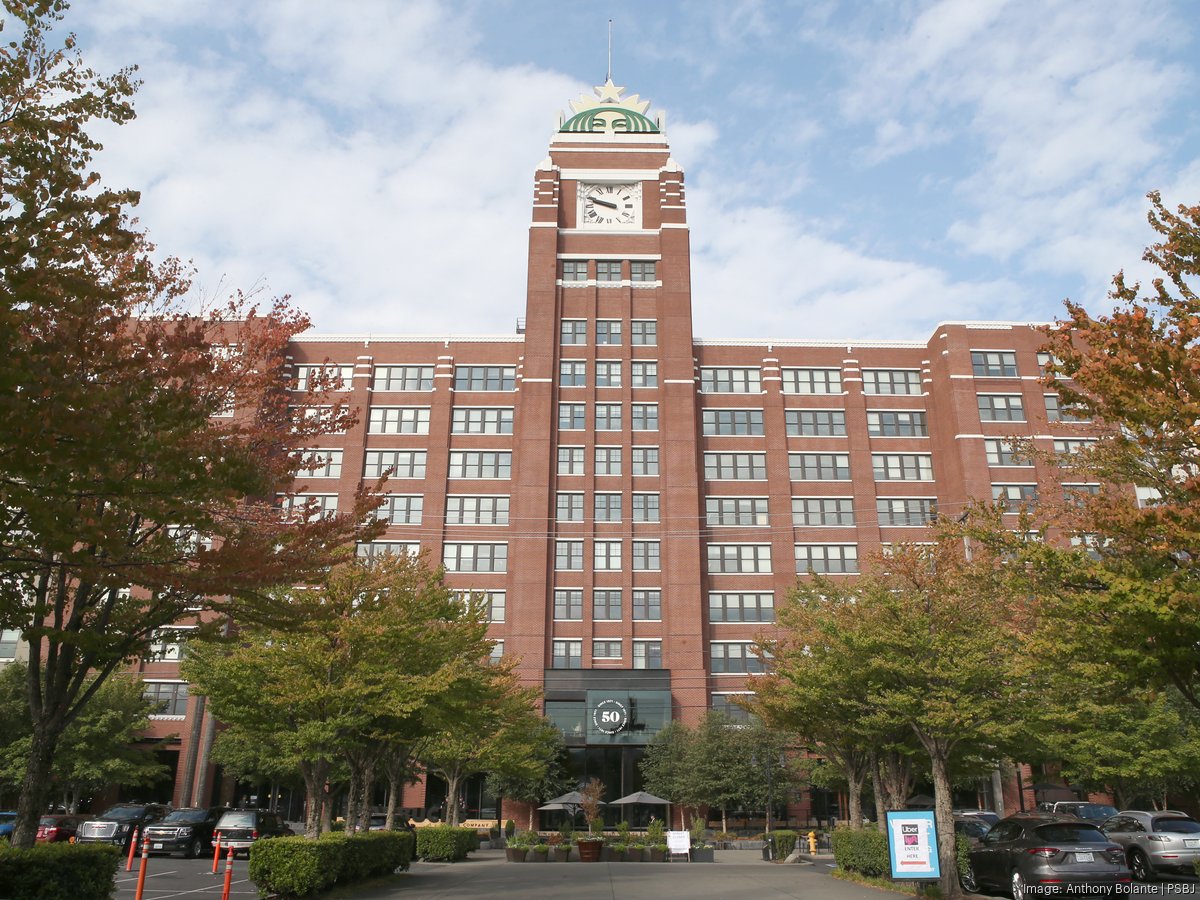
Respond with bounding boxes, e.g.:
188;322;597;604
1036;824;1109;843
1153;818;1200;834
162;809;209;824
0;813;17;823
217;812;255;828
1074;804;1118;820
37;816;61;826
99;806;144;821
957;820;990;839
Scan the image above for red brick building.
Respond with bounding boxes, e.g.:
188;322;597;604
136;80;1092;824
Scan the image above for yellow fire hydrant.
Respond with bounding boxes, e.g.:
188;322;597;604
808;831;817;853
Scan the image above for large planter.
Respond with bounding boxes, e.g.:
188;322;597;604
649;848;666;863
553;846;571;862
576;839;603;862
600;845;614;861
624;848;645;862
529;848;549;862
505;847;528;862
691;847;715;862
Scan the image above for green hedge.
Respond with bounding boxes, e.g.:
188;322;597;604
0;842;121;900
415;825;474;861
768;829;798;858
831;826;889;877
248;831;414;899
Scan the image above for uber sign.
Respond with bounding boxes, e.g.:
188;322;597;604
591;697;629;734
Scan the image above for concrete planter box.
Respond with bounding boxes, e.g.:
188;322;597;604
691;848;715;862
505;847;528;862
624;848;645;862
552;846;571;862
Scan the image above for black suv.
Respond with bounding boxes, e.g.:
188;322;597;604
144;806;228;858
76;803;170;849
213;809;292;856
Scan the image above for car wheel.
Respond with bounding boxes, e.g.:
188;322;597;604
1011;870;1026;900
1129;848;1155;882
185;837;203;859
960;863;979;893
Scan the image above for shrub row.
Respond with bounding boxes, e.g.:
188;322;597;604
415;825;475;861
248;830;414;899
831;826;890;877
0;842;121;900
767;829;798;858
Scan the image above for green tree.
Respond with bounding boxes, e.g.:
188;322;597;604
640;721;697;828
485;720;571;830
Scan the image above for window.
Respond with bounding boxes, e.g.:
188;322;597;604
144;681;189;716
489;641;504;665
701;368;762;393
594;590;622;621
792;497;855;526
992;484;1038;512
702;409;764;435
630;261;657;282
631;361;658;388
356;541;419;561
595;360;622;388
873;453;933;481
1053;438;1096;456
633;640;662;669
364;450;427;479
594;493;622;522
448;451;511;479
556;493;584;522
632;540;660;570
985;439;1029;466
706;497;769;526
561;320;587;345
451;407;513;434
559;403;586;430
594;540;622;570
796;544;859;574
711;643;766;674
368;407;430;434
446;496;509;525
971;351;1018;377
295;364;354;392
147;627;195;662
1037;351;1065;372
707;544;772;574
371;365;433;392
558;446;585;475
482;592;506;623
595;446;621;475
632;403;659;431
632;590;661;621
1045;395;1090;423
0;630;18;660
596;320;622;344
632;447;660;476
562;260;588;281
712;694;755;723
977;394;1026;422
782;368;842;395
876;498;936;526
595;403;622;430
556;540;584;570
454;366;515;391
443;543;507;572
554;589;583;620
631;320;657;345
787;409;847;436
596;260;622;282
867;410;928;437
705;452;767;480
297;449;343;478
376;494;423;525
632;493;660;522
552;640;582;669
593;640;622;660
279;494;338;521
289;404;341;434
709;593;775;623
559;360;586;387
1064;483;1100;506
863;369;921;395
790;453;851;481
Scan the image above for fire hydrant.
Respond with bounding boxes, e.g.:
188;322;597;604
808;831;817;853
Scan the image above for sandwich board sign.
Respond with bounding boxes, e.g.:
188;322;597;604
885;810;940;881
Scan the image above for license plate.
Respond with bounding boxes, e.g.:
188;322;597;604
1186;839;1200;848
1074;852;1094;862
153;843;163;850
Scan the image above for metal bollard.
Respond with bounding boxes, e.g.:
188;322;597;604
212;831;222;874
808;831;817;853
220;843;234;900
125;826;140;871
133;833;150;900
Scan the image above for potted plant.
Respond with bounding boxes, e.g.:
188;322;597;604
625;837;646;861
649;842;668;862
610;840;627;860
505;829;532;862
575;778;605;862
647;819;666;861
530;841;550;862
549;831;570;862
690;817;714;862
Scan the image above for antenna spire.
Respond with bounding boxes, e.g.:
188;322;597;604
606;19;613;82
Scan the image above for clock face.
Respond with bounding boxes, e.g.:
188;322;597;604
580;183;639;227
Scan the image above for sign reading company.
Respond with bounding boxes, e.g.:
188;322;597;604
884;810;941;881
591;697;629;734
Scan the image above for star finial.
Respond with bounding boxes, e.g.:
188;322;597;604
595;79;625;103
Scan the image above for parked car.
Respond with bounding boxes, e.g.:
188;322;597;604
368;813;414;832
0;811;16;841
955;808;1001;828
1101;811;1200;881
964;814;1131;898
212;809;292;856
1052;801;1119;823
36;814;88;843
75;803;170;849
955;815;992;846
144;806;228;858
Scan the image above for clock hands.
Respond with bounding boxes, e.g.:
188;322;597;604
587;194;619;210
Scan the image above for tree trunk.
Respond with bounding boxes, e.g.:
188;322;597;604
930;751;965;900
881;750;914;811
12;723;62;848
345;766;361;834
870;751;887;832
443;772;462;826
846;770;866;830
320;785;334;834
721;809;727;833
359;761;376;832
299;760;329;839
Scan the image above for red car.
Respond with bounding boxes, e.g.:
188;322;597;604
36;814;88;842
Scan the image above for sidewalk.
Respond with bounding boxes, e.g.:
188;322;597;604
350;847;903;900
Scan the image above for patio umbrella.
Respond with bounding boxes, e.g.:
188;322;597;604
537;802;568;811
609;791;670;805
545;790;587;805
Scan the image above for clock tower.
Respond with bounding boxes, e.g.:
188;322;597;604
508;79;707;756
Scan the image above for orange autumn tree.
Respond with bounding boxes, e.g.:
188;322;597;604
0;1;380;846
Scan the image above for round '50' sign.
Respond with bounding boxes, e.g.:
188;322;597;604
591;698;629;734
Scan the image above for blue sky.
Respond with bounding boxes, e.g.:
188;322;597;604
66;0;1200;341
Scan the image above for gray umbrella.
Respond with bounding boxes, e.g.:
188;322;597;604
545;790;588;805
610;791;670;805
537;802;568;811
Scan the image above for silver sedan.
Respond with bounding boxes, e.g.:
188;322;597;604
1101;811;1200;881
